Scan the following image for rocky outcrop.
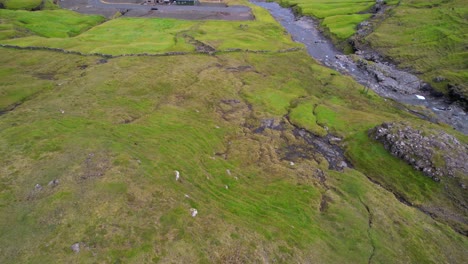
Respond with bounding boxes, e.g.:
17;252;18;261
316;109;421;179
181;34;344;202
356;59;423;95
369;122;468;183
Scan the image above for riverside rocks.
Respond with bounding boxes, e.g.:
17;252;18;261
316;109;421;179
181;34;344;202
356;59;422;95
369;122;468;182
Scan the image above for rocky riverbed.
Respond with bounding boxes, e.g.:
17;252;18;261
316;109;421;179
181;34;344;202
250;0;467;134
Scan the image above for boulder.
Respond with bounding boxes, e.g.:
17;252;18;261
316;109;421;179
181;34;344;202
369;122;468;182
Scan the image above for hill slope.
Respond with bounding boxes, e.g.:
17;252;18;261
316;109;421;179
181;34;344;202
0;1;466;263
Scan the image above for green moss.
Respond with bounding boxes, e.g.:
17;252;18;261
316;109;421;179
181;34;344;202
0;9;105;38
3;0;42;10
289;99;327;136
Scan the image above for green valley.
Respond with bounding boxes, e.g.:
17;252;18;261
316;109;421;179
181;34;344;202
0;0;466;263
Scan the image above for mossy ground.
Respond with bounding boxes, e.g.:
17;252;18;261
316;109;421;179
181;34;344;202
0;1;467;263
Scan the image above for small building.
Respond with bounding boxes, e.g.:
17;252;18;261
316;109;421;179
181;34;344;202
175;0;199;5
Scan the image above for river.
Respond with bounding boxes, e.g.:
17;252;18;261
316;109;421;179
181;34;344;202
251;0;467;134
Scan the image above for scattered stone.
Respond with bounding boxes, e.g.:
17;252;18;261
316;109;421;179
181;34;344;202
71;242;80;253
35;184;42;191
47;179;59;187
328;136;342;144
253;118;283;133
433;76;446;83
184;194;190;198
338;161;348;169
190;208;198;217
97;58;108;64
289;161;295;166
226;169;231;176
60;109;65;114
225;185;229;190
416;95;426;100
175;170;180;181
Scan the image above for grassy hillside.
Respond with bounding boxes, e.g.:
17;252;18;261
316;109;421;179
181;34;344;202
0;2;467;263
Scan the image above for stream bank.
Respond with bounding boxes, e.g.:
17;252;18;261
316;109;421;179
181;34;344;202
250;0;467;134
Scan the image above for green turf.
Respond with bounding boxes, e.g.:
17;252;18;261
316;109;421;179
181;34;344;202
0;9;105;39
2;0;42;10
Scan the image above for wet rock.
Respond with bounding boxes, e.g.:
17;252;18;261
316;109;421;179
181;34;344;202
369;122;468;182
293;128;351;171
253;118;283;133
447;84;468;111
357;59;422;95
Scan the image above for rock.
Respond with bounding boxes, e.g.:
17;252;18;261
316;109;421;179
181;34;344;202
416;95;426;100
35;184;42;191
369;122;468;182
328;136;342;144
190;208;198;217
356;59;422;95
338;161;348;169
47;179;59;187
71;242;80;253
175;170;180;181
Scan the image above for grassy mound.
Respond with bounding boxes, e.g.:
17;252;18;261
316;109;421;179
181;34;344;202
1;0;43;10
0;9;105;39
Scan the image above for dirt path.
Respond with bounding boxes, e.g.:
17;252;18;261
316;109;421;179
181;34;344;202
59;0;254;20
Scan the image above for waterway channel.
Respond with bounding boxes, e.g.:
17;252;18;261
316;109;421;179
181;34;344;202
251;0;467;134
